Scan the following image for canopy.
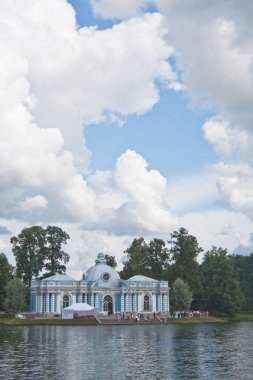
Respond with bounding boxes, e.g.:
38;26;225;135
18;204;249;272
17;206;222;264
62;302;98;319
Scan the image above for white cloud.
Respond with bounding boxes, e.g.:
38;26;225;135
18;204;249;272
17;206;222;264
91;0;150;19
2;0;253;273
167;170;218;213
113;150;179;234
181;209;253;259
19;195;48;211
0;1;177;226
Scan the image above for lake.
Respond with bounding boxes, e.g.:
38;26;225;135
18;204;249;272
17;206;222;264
0;323;253;379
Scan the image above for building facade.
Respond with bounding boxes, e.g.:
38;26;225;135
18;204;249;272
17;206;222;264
30;253;170;315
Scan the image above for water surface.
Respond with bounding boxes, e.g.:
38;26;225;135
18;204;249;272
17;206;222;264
0;323;253;379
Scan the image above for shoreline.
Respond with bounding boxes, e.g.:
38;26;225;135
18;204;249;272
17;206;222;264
1;314;253;326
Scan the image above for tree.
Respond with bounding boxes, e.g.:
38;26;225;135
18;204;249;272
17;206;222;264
4;278;27;312
170;278;192;311
43;226;70;277
121;238;170;280
120;238;149;279
0;253;14;310
10;226;46;288
145;238;169;280
201;247;241;316
105;254;117;268
231;253;253;311
168;228;202;302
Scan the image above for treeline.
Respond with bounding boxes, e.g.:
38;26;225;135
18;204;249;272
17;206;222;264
0;226;70;312
119;228;253;317
1;226;253;316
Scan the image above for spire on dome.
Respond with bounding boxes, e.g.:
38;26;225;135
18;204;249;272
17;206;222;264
95;252;107;265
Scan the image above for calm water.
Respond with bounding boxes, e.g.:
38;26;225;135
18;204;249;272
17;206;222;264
0;323;253;380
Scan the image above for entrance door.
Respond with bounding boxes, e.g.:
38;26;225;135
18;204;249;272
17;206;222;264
103;295;113;315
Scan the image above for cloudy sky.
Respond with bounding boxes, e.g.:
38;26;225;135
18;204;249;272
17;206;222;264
1;0;253;278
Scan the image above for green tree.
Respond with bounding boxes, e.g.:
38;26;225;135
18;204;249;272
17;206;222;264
10;226;46;288
0;253;14;310
43;226;70;277
231;253;253;311
201;246;241;316
105;254;117;268
4;278;27;312
146;238;169;280
120;238;149;279
170;278;192;311
168;228;202;304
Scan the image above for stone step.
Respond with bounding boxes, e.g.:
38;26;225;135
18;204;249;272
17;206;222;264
98;318;162;325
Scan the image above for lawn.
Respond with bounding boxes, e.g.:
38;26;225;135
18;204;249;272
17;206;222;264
0;318;98;326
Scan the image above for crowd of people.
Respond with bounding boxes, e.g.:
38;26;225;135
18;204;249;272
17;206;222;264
116;311;157;322
172;310;202;318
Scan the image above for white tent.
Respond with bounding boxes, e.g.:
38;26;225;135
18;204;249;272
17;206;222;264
62;303;98;319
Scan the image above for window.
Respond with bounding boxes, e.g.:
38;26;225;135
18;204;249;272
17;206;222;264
144;295;149;311
103;295;113;314
102;272;110;281
63;295;69;308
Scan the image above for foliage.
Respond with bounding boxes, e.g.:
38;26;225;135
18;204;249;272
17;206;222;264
201;247;241;316
4;278;27;312
10;226;70;285
0;253;14;310
231;253;253;311
146;238;169;280
43;226;70;277
170;278;192;311
10;226;46;288
105;254;117;268
121;237;170;280
120;238;149;279
167;227;202;307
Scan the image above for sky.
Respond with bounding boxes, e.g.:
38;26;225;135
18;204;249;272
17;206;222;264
1;0;253;278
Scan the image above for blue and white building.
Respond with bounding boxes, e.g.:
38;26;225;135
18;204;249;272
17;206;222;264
30;253;170;315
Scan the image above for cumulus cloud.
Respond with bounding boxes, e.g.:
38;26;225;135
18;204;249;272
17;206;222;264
0;0;177;226
181;209;253;258
91;0;150;19
19;195;48;211
113;150;178;234
152;1;253;222
2;0;253;272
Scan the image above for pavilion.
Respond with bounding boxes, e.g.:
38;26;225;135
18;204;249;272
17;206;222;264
30;252;170;315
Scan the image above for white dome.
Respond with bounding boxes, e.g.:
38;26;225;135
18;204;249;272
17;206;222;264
85;253;120;287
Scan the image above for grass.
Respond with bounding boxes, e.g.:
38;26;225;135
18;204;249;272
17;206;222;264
166;316;225;324
166;313;253;324
221;313;253;323
1;313;253;326
0;318;98;326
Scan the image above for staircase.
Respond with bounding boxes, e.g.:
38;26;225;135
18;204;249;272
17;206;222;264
98;315;162;325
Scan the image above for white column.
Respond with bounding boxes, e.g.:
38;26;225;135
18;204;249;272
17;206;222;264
138;293;141;312
165;293;170;312
39;294;43;313
121;292;125;312
153;294;156;312
133;293;136;312
126;293;130;312
46;293;49;313
52;293;55;313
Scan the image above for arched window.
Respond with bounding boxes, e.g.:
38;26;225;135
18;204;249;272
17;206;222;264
144;295;149;311
103;295;113;314
63;295;69;308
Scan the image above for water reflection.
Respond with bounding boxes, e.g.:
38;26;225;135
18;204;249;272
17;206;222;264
0;323;253;379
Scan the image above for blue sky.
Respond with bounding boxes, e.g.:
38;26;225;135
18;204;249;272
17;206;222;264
70;0;216;178
1;0;253;276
